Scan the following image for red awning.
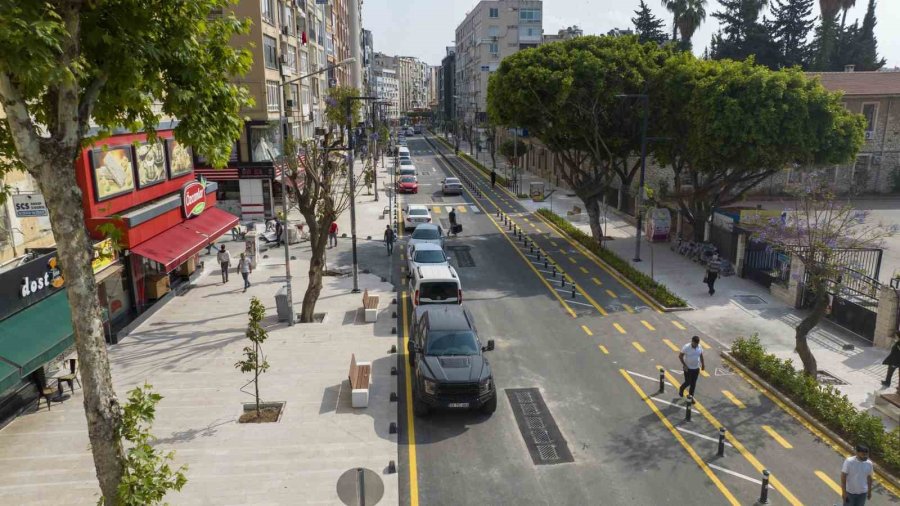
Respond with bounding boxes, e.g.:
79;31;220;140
130;208;238;272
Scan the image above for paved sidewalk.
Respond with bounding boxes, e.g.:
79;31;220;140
476;158;899;429
0;157;400;505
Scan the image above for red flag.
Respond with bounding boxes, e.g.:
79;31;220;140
301;31;308;45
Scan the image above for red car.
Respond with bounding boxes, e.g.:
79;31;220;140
397;175;419;194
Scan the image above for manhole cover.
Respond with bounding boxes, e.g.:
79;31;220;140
336;467;384;506
817;370;848;385
506;388;574;465
733;294;767;305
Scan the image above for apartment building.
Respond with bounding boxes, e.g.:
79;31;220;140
454;0;543;126
543;25;583;43
0;170;55;264
375;67;401;121
438;47;456;130
426;65;440;112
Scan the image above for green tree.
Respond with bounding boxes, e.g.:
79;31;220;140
652;54;866;241
809;11;841;70
0;2;250;502
770;0;815;68
235;297;270;418
852;0;886;70
633;0;669;45
661;0;685;41
325;86;363;136
499;138;528;168
116;384;188;505
676;0;708;49
710;0;778;67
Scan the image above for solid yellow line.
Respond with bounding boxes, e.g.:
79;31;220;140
401;292;419;506
632;341;646;353
613;323;627;334
592;277;602;285
623;304;635;313
619;370;741;506
762;425;793;449
662;338;680;352
606;289;618;299
672;321;686;330
641;320;655;331
663;371;803;506
579;266;589;274
722;390;746;409
815;470;842;496
598;345;609;354
581;325;593;336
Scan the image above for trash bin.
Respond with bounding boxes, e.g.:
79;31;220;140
275;287;291;322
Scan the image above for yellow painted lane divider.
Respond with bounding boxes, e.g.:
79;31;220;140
579;267;589;274
613;323;627;334
673;321;686;330
606;289;618;299
632;342;646;353
762;425;793;449
401;292;419;505
592;277;602;286
598;345;609;355
814;470;841;496
581;325;593;336
623;304;635;313
722;390;746;409
701;341;711;350
663;338;680;352
568;256;577;264
619;370;741;506
641;320;655;331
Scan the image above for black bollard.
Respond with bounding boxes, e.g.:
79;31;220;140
561;276;566;287
717;427;726;457
759;470;770;504
552;266;557;277
537;251;542;260
571;286;576;299
544;259;548;269
685;395;693;421
658;368;665;393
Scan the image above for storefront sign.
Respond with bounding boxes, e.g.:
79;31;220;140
0;251;64;320
238;166;275;179
182;182;206;218
12;193;48;217
92;238;118;273
21;257;64;297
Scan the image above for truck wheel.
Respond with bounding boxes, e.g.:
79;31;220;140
481;394;497;415
413;395;429;418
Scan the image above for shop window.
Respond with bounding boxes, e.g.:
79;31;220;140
248;124;281;162
216;180;240;200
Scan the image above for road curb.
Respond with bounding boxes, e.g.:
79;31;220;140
720;351;900;494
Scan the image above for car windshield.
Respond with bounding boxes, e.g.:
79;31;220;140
445;178;460;185
408;208;429;216
400;160;413;165
426;331;479;356
414;250;446;263
400;176;416;183
412;227;440;239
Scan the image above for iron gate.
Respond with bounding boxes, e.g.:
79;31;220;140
709;224;739;264
803;264;882;341
742;240;790;288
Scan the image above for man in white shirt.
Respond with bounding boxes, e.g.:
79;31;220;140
216;245;231;284
842;445;874;505
678;336;705;398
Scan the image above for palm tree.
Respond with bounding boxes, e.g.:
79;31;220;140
677;0;707;49
661;0;686;41
838;0;856;37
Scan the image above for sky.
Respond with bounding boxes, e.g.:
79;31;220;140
362;0;899;68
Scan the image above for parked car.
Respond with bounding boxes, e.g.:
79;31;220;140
408;304;496;416
399;159;415;170
403;204;432;230
407;242;449;276
399;167;417;178
397;175;419;194
407;224;445;262
441;177;463;195
408;264;461;307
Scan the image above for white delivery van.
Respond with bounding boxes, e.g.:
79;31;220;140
409;265;462;307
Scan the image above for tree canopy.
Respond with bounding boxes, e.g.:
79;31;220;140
632;0;669;45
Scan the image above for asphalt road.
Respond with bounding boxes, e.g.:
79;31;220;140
391;135;900;506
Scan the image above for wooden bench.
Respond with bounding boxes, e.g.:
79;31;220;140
362;289;379;323
348;354;372;408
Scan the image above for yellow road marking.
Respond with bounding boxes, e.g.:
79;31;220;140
401;292;419;505
623;304;635;313
606;289;618;299
663;338;680;352
663;371;803;506
530;223;538;229
700;369;710;378
457;205;467;213
549;241;558;247
722;390;746;409
401;253;406;260
815;470;841;495
523;217;530;222
761;425;793;449
613;323;627;334
432;206;441;214
672;321;686;330
619;370;741;506
581;325;593;336
700;341;711;350
632;341;646;353
592;277;602;285
641;320;655;331
579;267;589;274
568;256;577;264
598;345;609;355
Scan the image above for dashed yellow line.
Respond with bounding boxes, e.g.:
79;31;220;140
641;320;655;331
700;369;710;378
598;345;609;355
761;425;793;449
815;470;841;495
567;256;577;264
606;289;618;299
530;223;538;230
523;217;530;222
613;323;627;334
549;241;558;247
581;325;593;336
591;277;602;286
662;339;679;352
623;304;635;313
632;341;646;353
401;253;406;260
672;321;686;330
579;267;589;274
722;390;745;409
700;341;711;350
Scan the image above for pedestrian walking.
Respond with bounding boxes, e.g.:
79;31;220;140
384;225;396;255
704;253;722;295
841;445;874;505
275;219;284;247
328;221;338;248
678;336;705;398
490;169;497;187
238;252;252;292
216;245;231;284
881;337;900;388
449;208;458;236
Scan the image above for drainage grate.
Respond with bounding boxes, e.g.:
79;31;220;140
733;294;767;305
447;245;475;268
506;388;574;465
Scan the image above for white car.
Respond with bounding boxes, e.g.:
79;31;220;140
407;242;449;276
399;158;415;170
403;204;432;230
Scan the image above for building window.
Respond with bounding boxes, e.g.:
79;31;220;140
861;103;877;135
249;124;282;161
488;26;499;37
261;0;275;24
266;80;280;112
285;44;296;72
300;50;309;75
488;42;498;55
282;4;294;35
289;83;300;112
263;35;278;69
489;7;499;18
519;8;541;22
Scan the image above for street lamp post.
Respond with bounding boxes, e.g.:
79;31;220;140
616;93;649;263
346;95;378;293
275;57;355;325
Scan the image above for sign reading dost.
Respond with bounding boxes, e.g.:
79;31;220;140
182;182;206;218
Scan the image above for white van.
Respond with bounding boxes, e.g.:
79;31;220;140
398;146;410;159
410;265;462;307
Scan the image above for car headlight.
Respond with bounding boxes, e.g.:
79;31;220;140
479;378;493;395
423;379;437;395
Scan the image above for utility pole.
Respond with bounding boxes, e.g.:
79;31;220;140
346;95;377;293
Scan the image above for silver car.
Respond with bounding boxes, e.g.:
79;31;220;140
406;223;444;251
442;177;463;195
406;242;449;277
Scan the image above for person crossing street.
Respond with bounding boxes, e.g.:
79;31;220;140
216;245;231;284
384;224;396;255
678;336;705;398
449;208;458;236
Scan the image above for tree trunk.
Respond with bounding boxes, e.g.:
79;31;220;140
37;154;125;503
581;193;603;242
254;342;260;416
300;231;327;323
794;280;827;376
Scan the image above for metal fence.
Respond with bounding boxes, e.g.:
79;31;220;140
742;240;791;288
708;224;739;264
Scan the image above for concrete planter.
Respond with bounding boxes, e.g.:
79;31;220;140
239;401;285;424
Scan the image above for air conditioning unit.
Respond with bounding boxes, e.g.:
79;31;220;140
864;131;874;140
280;54;289;64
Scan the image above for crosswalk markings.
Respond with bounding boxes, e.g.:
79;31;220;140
598;345;609;355
641;320;655;331
672;321;687;330
623;304;635;313
662;338;679;352
613;323;627;334
814;470;841;495
579;267;589;274
445;206;453;213
581;325;593;336
722;390;746;409
457;206;467;213
761;425;792;448
432;206;441;214
606;289;618;299
591;277;602;285
632;342;646;353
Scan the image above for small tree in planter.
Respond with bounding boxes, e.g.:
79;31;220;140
235;297;272;422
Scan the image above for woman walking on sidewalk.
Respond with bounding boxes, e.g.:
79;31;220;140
882;337;900;388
